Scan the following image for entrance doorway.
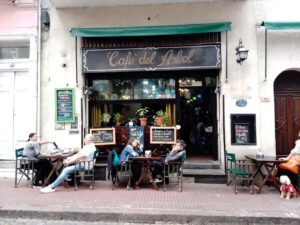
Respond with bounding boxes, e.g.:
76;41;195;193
179;77;217;160
274;70;300;155
0;71;36;159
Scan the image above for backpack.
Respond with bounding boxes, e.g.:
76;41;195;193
113;150;120;166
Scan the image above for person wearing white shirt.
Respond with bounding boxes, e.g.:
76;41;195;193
40;134;96;194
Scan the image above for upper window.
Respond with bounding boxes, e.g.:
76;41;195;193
0;40;30;60
92;78;176;101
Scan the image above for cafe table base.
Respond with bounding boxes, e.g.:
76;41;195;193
245;155;287;194
39;152;75;186
132;156;161;191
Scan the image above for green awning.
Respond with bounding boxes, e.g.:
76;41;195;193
70;22;231;37
261;22;300;30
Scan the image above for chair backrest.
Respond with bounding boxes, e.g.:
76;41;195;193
93;149;100;160
15;148;24;159
181;150;186;164
225;151;236;163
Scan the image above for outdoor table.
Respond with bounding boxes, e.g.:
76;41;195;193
39;152;75;185
245;155;287;193
131;156;161;190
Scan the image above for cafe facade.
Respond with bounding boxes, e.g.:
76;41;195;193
36;0;300;173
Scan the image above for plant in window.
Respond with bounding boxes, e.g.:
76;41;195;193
102;112;111;123
153;110;169;126
113;112;122;123
136;107;150;126
135;107;150;118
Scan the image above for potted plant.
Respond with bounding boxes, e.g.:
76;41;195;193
154;110;168;126
113;112;122;126
135;107;149;126
102;112;111;127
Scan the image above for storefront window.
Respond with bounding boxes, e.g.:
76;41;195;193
92;78;175;100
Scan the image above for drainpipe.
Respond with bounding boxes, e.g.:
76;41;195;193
36;0;42;135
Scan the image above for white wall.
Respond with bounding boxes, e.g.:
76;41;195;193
41;0;300;159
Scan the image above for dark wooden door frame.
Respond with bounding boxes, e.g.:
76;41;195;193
274;70;300;155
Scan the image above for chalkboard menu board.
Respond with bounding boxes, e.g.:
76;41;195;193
90;128;116;145
150;127;176;144
55;88;75;123
129;126;144;151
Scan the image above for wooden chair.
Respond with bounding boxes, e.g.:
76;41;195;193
74;150;99;190
225;150;254;194
163;151;186;192
14;148;36;188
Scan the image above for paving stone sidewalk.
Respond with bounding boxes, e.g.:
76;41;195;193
0;174;300;224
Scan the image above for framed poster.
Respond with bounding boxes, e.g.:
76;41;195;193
150;126;176;144
234;123;249;144
90;128;116;145
55;88;75;123
231;114;256;145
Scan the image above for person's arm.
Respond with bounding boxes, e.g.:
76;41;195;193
63;152;86;166
165;151;184;163
129;146;139;157
39;140;53;145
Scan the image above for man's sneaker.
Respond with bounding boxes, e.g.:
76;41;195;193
154;178;163;183
40;185;55;194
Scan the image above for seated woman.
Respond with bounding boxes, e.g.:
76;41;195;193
152;139;186;183
278;130;300;188
119;138;142;187
23;133;53;188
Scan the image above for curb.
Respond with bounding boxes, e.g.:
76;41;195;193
0;210;300;224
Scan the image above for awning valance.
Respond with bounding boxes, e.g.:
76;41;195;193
70;22;231;37
261;22;300;30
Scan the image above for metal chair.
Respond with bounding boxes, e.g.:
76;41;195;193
14;148;36;188
225;150;254;194
107;149;132;190
74;150;99;190
163;151;186;192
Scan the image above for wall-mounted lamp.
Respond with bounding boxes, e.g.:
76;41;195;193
83;86;93;100
236;39;249;64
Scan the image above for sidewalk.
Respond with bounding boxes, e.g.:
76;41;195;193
0;173;300;224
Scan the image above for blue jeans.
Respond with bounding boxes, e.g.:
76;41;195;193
50;163;80;189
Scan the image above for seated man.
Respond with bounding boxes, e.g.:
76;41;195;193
40;134;96;193
152;139;186;183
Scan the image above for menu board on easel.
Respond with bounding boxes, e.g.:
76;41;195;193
55;88;75;123
150;127;176;144
90;128;116;145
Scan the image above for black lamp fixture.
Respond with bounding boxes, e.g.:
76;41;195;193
236;38;249;64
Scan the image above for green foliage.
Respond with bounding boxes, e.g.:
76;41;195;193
113;112;122;122
135;107;149;118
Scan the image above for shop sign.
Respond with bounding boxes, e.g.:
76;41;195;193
82;45;221;73
236;99;247;107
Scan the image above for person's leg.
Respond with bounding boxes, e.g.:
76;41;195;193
152;161;163;179
50;164;76;189
39;159;52;184
33;161;43;185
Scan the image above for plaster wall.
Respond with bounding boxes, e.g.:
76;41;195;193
40;0;300;157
